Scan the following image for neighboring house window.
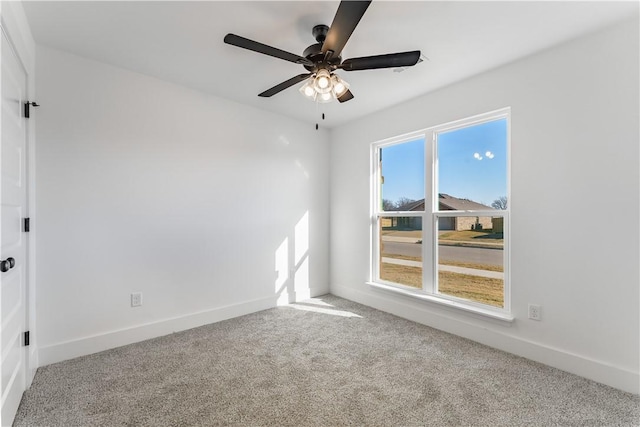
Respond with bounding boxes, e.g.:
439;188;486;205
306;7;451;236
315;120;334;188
371;109;510;317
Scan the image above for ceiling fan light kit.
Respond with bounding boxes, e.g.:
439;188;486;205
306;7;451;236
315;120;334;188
224;0;421;105
299;71;350;103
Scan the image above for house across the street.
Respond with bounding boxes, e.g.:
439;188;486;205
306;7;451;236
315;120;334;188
388;194;496;231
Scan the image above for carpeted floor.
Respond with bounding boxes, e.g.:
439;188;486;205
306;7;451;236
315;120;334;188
14;295;640;426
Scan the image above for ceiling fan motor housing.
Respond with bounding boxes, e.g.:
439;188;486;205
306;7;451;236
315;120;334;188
303;25;342;72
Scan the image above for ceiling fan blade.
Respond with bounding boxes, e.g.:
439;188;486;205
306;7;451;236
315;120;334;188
322;1;371;60
224;34;313;66
258;74;313;97
337;89;354;103
339;51;421;71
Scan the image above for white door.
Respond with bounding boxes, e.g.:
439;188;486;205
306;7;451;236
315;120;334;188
0;27;28;427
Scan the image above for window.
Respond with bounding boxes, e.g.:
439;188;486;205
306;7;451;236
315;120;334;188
371;109;510;318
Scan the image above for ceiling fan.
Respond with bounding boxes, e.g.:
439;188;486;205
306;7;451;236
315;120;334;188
224;0;421;104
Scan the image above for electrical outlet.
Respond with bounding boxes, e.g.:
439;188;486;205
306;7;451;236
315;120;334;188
528;304;541;320
131;292;142;307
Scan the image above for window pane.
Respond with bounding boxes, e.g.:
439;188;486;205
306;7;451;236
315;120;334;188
379;216;422;289
437;119;507;210
379;138;425;211
437;216;504;307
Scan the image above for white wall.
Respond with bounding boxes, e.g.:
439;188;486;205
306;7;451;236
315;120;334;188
329;18;639;394
35;46;329;364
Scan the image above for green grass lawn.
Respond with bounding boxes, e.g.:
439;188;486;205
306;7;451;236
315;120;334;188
438;271;504;307
381;254;503;273
380;263;422;288
438;229;503;242
382;229;502;241
379;262;504;308
381;229;423;237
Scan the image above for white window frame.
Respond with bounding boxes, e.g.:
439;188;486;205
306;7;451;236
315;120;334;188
369;108;512;322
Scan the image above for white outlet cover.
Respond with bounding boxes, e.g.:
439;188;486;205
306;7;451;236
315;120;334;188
528;304;541;320
131;292;142;307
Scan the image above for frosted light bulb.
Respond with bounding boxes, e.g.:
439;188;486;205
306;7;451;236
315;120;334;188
313;69;332;94
317;76;329;89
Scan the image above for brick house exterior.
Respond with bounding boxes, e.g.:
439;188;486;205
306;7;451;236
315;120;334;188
388;194;495;231
437;194;494;231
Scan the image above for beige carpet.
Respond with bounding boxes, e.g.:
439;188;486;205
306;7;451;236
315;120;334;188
14;295;639;426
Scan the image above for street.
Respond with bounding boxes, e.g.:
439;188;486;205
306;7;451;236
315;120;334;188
382;241;503;266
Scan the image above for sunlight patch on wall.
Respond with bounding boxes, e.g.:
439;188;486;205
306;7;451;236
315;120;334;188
295;159;309;179
294;211;309;265
294;257;310;301
278;135;290;146
294;211;310;300
275;237;289;306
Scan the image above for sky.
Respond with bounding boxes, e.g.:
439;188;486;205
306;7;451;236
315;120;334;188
381;118;507;208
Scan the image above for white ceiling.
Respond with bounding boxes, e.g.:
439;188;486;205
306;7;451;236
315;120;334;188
23;1;638;128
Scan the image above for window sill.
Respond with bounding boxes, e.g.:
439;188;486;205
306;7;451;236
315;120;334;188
366;281;514;324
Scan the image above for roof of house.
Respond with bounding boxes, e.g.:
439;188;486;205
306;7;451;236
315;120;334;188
438;193;494;211
400;194;493;211
400;199;425;211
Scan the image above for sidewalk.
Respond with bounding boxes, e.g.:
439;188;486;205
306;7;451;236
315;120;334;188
381;257;503;280
381;236;421;244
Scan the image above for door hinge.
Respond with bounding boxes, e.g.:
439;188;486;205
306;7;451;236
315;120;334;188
24;331;30;346
23;217;30;232
24;101;40;118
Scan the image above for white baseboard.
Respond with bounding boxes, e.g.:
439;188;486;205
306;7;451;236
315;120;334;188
28;346;38;386
331;284;639;395
38;296;277;367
